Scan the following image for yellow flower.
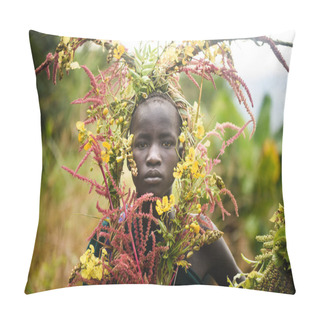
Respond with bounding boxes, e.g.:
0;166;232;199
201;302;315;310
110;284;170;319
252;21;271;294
79;244;108;281
156;199;163;216
92;262;103;280
84;142;92;151
176;260;190;268
76;121;86;143
191;160;199;175
78;131;85;143
101;248;108;257
173;163;184;179
190;222;200;234
163;196;169;210
84;132;97;151
100;140;113;163
186;147;195;163
195;125;205;139
102;141;111;150
62;37;70;45
101;150;110;163
114;44;125;59
76;121;85;131
81;260;103;281
179;133;185;143
191;160;204;178
156;194;175;216
182;147;205;179
184;46;194;57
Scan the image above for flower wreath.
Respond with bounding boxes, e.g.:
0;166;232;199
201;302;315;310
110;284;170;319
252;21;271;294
36;36;289;285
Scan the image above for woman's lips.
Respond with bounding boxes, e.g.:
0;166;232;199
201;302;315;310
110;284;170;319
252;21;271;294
144;176;162;184
144;170;162;184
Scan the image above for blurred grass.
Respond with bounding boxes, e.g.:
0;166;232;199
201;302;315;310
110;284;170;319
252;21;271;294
26;34;284;292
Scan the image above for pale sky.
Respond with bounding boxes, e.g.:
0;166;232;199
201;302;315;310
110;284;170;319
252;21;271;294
229;31;294;132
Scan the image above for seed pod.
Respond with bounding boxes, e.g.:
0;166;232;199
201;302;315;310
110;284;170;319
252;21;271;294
263;241;274;249
186;251;194;259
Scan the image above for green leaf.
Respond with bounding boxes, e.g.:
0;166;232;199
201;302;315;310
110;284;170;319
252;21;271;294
141;68;153;76
149;81;155;90
141;75;151;83
128;68;141;80
227;276;233;287
142;62;156;69
123;81;135;98
241;253;257;265
134;60;142;73
158;220;168;233
166;233;174;241
273;226;286;245
134;47;144;61
269;212;277;223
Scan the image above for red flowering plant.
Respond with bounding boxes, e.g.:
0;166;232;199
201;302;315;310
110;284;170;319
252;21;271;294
35;35;290;285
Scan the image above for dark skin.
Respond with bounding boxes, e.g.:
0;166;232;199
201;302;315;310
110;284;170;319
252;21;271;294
130;96;243;286
131;98;180;199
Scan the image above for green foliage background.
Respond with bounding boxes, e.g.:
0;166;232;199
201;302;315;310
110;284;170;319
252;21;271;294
26;32;284;292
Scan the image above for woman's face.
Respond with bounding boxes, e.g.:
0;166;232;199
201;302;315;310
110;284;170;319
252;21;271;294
130;98;180;198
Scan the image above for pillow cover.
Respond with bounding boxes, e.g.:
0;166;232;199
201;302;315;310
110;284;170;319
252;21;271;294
25;30;295;294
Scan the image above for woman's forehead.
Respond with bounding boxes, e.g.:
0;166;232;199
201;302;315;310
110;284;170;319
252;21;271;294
131;99;180;133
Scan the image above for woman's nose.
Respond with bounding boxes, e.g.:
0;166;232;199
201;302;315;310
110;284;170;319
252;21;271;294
146;144;161;166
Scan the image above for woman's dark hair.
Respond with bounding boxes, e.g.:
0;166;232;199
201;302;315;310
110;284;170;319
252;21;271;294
129;91;183;134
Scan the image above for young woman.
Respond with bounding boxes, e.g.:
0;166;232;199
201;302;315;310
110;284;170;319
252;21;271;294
89;92;243;286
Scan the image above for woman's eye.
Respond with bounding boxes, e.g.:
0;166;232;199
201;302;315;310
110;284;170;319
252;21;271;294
137;142;148;149
162;141;173;148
